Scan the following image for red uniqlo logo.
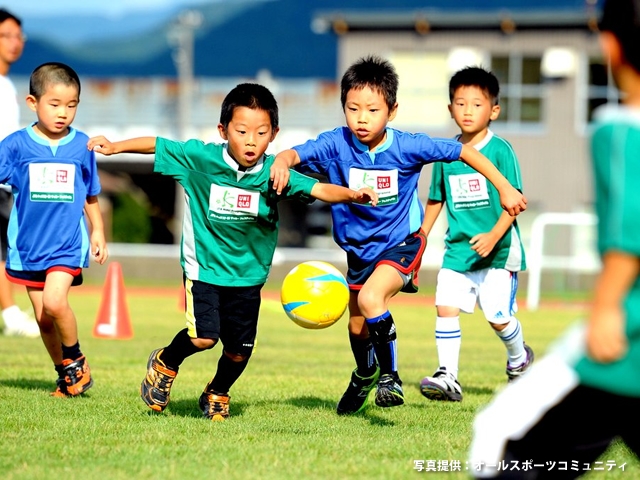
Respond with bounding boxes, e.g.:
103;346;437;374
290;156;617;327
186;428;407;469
377;176;391;189
237;195;251;208
468;179;480;191
56;170;68;183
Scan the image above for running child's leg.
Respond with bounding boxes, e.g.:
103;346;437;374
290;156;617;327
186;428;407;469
358;264;405;408
479;269;533;382
35;270;91;396
200;283;262;421
336;290;380;415
141;278;218;412
420;268;471;402
336;294;380;415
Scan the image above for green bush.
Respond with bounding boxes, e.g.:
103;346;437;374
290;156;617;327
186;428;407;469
111;191;152;243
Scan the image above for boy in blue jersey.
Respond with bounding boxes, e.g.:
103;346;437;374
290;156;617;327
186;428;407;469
420;67;532;403
469;0;640;476
270;55;527;414
88;83;377;421
0;62;108;397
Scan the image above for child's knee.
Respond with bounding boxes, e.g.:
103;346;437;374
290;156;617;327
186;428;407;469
42;297;69;318
224;350;248;362
489;317;517;332
191;337;217;350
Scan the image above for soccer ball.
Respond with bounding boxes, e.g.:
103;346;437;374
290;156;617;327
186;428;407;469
280;261;349;329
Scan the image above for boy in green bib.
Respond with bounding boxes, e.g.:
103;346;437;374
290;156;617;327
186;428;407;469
88;83;376;421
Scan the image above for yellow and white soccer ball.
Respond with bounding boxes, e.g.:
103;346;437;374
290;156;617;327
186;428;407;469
280;261;349;329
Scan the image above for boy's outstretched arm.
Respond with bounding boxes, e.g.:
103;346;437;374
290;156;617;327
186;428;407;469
270;149;301;195
311;183;378;206
87;136;157;155
587;251;638;362
459;144;526;216
84;195;108;265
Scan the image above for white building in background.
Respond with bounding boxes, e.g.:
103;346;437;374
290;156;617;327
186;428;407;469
9;1;608;290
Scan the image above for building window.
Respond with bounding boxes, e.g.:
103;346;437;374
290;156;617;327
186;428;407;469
585;56;620;123
491;54;544;127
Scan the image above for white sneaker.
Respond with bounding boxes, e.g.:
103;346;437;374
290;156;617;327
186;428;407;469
420;367;463;402
2;307;40;338
506;344;535;382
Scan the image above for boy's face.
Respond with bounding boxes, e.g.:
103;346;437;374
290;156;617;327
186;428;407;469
0;18;24;71
218;106;278;168
26;83;80;140
448;85;500;137
344;86;397;151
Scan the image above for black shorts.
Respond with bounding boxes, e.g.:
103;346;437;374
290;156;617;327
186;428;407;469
185;279;263;357
6;266;84;288
346;230;426;294
0;189;11;262
0;214;7;262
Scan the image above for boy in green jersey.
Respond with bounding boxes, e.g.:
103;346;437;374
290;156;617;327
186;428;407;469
88;83;377;421
420;67;532;403
469;0;640;475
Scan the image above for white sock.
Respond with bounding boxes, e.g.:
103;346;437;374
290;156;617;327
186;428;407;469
2;305;22;325
494;317;526;367
435;316;461;378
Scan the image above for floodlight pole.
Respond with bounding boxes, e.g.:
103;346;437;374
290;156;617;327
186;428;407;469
168;10;202;245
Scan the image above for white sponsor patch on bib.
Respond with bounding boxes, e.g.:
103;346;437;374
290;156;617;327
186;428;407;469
208;184;260;222
448;173;490;210
348;168;398;205
29;163;75;202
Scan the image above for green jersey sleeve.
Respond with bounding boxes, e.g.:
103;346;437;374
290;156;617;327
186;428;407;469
282;170;319;205
428;162;446;202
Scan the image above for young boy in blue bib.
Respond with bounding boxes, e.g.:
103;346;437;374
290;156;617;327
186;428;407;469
270;55;527;414
0;62;108;397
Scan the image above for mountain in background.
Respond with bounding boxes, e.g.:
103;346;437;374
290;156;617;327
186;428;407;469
11;0;601;80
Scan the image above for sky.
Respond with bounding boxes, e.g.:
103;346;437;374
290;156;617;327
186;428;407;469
1;0;230;45
1;0;216;17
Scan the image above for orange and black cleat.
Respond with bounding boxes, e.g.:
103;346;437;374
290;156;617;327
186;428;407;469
140;348;178;412
50;377;69;398
199;391;230;421
62;355;93;396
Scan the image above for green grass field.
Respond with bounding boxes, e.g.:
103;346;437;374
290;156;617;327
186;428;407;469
0;283;637;479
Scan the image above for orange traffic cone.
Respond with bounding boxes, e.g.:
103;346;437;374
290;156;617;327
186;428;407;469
93;261;133;339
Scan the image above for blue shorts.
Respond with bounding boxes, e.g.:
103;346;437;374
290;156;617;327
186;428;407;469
185;278;263;357
6;266;84;288
346;230;426;294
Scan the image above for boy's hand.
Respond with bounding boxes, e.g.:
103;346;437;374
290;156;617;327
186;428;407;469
352;187;378;206
586;305;627;362
269;157;291;195
500;185;527;216
90;231;108;265
469;232;498;258
87;136;116;155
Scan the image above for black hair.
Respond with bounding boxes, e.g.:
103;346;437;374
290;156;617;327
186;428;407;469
0;8;21;26
220;83;279;129
29;62;81;99
449;66;500;106
340;55;398;111
599;0;640;72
